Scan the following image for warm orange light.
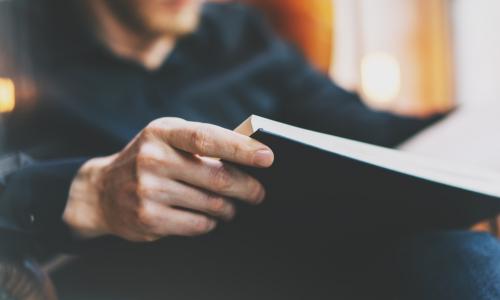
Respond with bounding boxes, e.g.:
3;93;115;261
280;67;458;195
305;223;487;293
0;78;15;113
361;52;401;106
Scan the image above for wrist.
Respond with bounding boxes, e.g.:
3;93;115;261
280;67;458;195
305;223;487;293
63;155;114;239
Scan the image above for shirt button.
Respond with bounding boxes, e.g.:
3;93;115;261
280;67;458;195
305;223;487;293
29;213;35;224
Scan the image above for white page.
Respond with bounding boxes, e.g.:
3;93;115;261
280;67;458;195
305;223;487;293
401;102;500;172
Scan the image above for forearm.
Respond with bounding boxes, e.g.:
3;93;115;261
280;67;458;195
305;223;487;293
276;43;447;147
283;87;443;147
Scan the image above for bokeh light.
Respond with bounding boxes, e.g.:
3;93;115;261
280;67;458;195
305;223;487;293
0;77;15;113
361;52;401;106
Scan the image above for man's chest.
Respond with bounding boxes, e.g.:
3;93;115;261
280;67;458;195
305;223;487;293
29;61;283;153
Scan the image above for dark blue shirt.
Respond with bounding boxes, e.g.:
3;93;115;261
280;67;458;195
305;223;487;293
0;1;441;254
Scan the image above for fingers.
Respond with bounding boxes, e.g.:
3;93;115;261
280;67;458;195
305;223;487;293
92;117;274;243
145;180;236;221
163;208;217;237
149;118;274;167
134;144;266;205
139;202;218;239
172;155;266;204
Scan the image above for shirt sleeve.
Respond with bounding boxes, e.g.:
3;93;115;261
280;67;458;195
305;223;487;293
0;154;87;254
232;4;446;147
274;45;445;147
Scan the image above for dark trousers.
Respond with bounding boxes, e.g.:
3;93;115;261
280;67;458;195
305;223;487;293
52;230;500;300
395;231;500;300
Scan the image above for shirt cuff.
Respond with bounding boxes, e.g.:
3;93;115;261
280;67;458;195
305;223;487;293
0;158;87;253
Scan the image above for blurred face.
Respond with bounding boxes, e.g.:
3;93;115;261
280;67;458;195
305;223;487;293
104;0;204;37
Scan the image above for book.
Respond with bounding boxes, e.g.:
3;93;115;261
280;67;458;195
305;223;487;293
230;115;500;238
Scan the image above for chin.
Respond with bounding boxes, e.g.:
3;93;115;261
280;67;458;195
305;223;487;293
144;0;203;36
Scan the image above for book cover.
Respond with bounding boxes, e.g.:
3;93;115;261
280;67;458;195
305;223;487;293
228;115;500;240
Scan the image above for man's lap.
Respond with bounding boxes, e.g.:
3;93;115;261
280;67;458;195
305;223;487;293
52;231;500;300
395;231;500;300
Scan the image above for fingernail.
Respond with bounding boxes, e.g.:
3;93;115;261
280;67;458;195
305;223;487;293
256;188;266;204
208;220;217;231
253;149;274;167
225;206;237;221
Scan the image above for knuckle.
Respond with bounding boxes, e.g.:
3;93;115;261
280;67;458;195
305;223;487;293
190;126;211;153
143;121;162;137
229;142;244;161
210;164;232;192
135;146;171;172
135;144;176;175
134;203;155;230
135;153;153;169
135;150;164;170
137;143;159;158
145;117;185;138
207;196;227;214
147;118;165;129
134;181;150;199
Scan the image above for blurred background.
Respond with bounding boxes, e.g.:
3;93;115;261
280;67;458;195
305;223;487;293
0;0;498;111
332;0;500;114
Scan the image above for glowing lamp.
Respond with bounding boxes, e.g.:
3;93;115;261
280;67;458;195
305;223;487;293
361;53;401;107
0;78;15;113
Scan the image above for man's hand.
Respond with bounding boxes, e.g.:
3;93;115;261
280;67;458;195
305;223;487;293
63;118;274;242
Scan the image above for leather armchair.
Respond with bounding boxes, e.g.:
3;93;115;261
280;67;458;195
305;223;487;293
242;0;334;73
